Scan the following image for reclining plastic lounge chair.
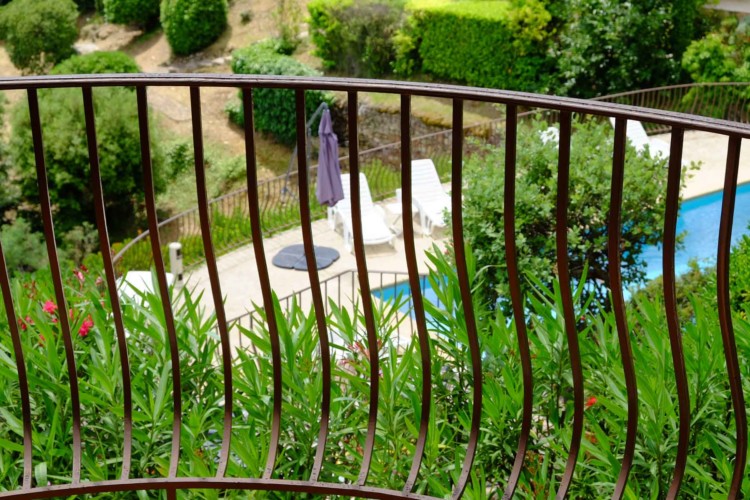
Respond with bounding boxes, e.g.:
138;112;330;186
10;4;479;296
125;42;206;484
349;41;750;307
328;173;396;253
410;159;452;236
608;117;671;160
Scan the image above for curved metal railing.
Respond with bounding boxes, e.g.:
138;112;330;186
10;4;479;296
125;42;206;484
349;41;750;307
0;74;748;499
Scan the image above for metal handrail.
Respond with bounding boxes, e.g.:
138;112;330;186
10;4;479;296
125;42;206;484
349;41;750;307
0;74;747;499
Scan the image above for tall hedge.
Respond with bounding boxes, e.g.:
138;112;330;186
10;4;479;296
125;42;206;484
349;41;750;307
160;0;228;56
396;0;553;91
0;0;78;74
308;0;405;77
102;0;160;27
226;42;334;145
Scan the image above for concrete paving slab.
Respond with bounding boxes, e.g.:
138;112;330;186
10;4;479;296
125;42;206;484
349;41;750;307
184;206;447;326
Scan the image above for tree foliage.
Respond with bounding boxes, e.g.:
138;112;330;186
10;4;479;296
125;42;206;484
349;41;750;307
460;119;677;309
309;0;405;77
102;0;160;27
9;87;165;238
160;0;228;56
51;51;141;75
682;16;750;84
555;0;706;97
0;0;78;74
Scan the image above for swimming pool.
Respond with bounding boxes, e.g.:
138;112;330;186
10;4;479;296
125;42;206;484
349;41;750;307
371;276;441;321
640;182;750;280
373;182;750;313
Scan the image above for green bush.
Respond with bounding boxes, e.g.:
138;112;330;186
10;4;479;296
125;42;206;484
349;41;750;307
227;42;334;145
461;118;678;309
50;51;141;75
102;0;160;27
555;0;706;97
397;0;553;91
0;219;48;274
160;0;228;56
9;87;165;239
308;0;405;77
272;0;304;55
682;17;750;84
0;0;78;74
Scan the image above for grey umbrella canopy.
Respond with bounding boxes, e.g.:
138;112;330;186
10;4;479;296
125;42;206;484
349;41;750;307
316;108;344;207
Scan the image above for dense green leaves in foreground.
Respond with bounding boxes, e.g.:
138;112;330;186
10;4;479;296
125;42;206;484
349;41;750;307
461;118;682;310
0;246;748;497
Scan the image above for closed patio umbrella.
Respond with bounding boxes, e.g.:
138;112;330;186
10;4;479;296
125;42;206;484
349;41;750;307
316;108;344;207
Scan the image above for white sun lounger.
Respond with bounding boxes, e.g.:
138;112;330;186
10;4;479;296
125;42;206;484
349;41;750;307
409;159;452;236
609;117;671;160
328;173;396;253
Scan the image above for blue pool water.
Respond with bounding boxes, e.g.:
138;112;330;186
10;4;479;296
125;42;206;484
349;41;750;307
641;182;750;280
371;277;440;321
373;183;750;311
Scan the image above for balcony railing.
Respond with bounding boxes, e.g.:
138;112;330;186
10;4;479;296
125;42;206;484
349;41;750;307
0;74;748;499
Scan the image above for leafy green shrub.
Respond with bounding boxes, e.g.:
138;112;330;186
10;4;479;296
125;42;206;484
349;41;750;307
461;118;676;309
50;51;141;75
0;0;78;74
308;0;405;77
102;0;160;27
9;87;165;238
397;0;553;91
227;42;334;145
160;0;228;56
0;219;48;274
555;0;706;97
272;0;304;55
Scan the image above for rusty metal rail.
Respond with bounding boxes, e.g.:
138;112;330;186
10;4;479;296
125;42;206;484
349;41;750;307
0;74;748;499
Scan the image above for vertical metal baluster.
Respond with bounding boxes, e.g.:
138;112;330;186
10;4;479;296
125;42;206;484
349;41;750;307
82;87;133;480
504;104;534;499
663;128;690;500
189;87;233;478
241;88;282;478
347;91;381;486
136;86;182;479
716;135;747;499
609;118;638;499
555;111;584;499
449;99;482;499
400;94;433;494
27;88;83;484
0;244;32;489
294;89;332;482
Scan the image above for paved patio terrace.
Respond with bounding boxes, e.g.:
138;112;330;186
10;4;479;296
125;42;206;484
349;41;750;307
186;130;750;336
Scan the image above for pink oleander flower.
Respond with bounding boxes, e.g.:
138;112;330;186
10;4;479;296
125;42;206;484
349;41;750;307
78;316;94;337
73;269;85;283
43;300;57;314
